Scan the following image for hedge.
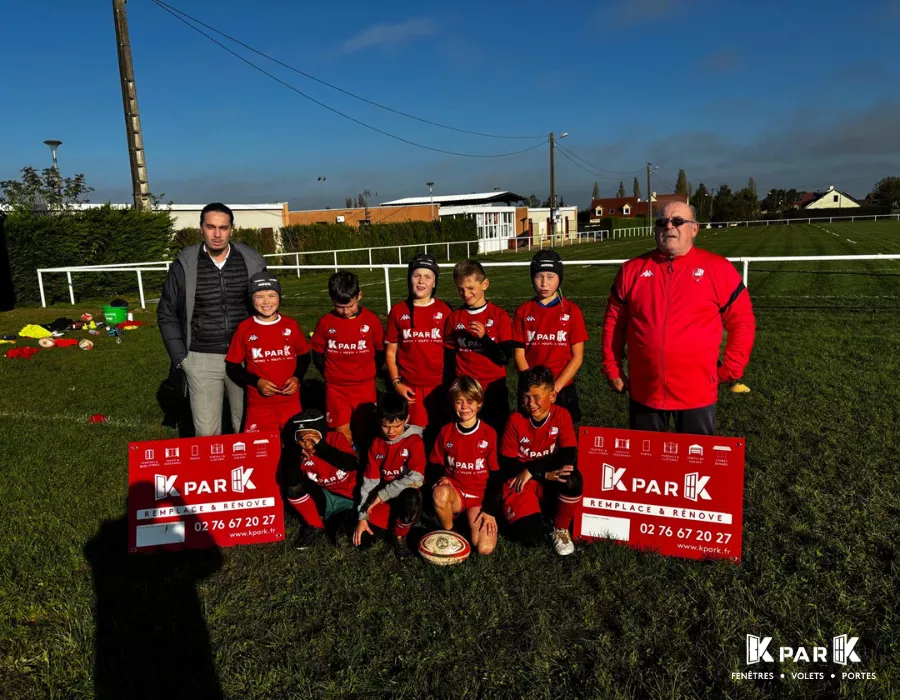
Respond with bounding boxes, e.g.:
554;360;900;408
5;206;174;305
171;227;278;256
275;217;478;268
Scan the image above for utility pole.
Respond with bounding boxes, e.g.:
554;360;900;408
112;0;152;211
548;132;568;239
646;162;653;230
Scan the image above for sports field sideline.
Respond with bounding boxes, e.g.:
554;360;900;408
1;221;898;698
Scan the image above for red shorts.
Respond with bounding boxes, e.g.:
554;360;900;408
244;396;301;433
367;496;421;532
502;477;544;524
406;382;445;428
436;480;484;513
325;381;377;429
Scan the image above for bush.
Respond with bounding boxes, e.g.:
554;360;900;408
276;218;478;268
170;227;278;256
6;205;174;305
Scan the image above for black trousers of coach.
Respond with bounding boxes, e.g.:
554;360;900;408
628;399;716;436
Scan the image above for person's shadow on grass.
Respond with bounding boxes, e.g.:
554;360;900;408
84;486;223;699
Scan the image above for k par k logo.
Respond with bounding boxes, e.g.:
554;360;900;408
601;464;711;501
746;634;861;665
153;467;256;500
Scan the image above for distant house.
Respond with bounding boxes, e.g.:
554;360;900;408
801;186;860;210
589;193;689;222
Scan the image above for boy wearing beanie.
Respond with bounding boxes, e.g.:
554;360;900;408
384;253;452;432
511;250;588;424
226;272;310;432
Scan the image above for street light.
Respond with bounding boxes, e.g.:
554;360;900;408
317;176;327;209
43;140;62;170
549;132;568;239
426;181;435;221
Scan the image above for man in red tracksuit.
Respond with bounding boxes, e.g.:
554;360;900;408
601;201;756;434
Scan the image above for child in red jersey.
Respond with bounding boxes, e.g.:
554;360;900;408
226;272;310;433
310;271;385;448
429;376;500;556
512;250;588;425
353;394;425;559
443;259;513;433
500;366;581;556
283;409;360;544
385;254;451;432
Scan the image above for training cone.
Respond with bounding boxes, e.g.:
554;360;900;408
731;383;751;393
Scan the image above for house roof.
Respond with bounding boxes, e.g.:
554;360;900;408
380;191;526;207
799;189;859;209
591;197;638;209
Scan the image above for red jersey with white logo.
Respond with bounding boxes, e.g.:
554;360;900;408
512;298;589;385
385;299;452;386
500;405;577;463
429;420;499;498
443;302;512;385
226;314;310;404
364;433;426;482
301;432;357;499
310;308;385;386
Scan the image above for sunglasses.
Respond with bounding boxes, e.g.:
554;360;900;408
655;217;696;228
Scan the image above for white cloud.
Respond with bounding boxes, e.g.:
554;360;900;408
340;18;438;54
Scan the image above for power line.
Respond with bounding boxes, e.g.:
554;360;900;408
554;146;624;182
151;0;545;142
555;143;645;175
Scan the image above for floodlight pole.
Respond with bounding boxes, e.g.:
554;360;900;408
426;181;435;220
549;132;567;239
647;162;653;230
112;0;152;211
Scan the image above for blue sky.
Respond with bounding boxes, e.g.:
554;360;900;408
1;0;898;208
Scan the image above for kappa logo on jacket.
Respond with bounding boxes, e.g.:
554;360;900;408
248;334;259;342
401;314;410;321
640;270;654;278
526;315;536;322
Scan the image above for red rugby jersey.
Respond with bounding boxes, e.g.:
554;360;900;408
310;308;384;386
500;405;577;463
226;314;309;404
429;420;499;498
301;431;357;499
385;298;452;386
443;302;512;385
512;298;589;385
364;433;426;482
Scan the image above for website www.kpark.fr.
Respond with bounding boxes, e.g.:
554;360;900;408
228;527;279;539
676;541;726;556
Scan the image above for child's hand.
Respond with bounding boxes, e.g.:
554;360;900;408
281;377;299;395
257;378;279;396
353;520;373;546
474;510;497;537
546;465;574;483
366;495;383;514
468;321;487;338
395;383;416;403
512;468;533;493
436;476;452;489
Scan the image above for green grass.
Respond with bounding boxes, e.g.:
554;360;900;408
2;222;899;698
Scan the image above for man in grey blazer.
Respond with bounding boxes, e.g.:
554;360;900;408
158;203;268;436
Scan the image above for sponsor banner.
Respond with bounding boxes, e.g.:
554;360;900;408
128;433;284;552
575;427;744;562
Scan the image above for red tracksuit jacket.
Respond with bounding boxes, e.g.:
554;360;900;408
601;246;755;411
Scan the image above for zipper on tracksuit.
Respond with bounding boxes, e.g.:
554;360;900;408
219;270;231;340
660;259;674;409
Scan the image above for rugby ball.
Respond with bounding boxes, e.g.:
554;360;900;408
78;339;94;351
418;530;471;566
38;338;56;348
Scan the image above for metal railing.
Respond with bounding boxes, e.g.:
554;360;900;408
511;230;610;251
610;213;900;238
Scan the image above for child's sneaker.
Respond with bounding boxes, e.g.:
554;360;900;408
392;535;414;560
551;528;575;556
292;525;321;551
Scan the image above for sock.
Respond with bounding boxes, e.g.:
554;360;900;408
393;521;412;538
287;494;324;529
554;494;580;531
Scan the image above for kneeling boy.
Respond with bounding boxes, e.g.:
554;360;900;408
500;366;581;556
353;394;426;559
429;376;500;556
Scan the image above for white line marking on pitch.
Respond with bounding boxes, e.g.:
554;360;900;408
846;239;857;243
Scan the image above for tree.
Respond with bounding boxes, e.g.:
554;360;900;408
592;182;600;200
345;196;353;208
690;183;712;220
873;176;900;206
616;181;625;198
633;177;641;199
675;169;689;195
0;166;93;214
747;177;758;200
526;193;540;208
711;184;734;222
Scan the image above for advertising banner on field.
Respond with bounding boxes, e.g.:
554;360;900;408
127;432;284;553
575;427;745;562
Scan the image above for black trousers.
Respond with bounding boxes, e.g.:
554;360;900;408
554;382;582;425
628;399;716;436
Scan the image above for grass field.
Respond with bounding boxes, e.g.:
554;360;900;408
2;222;899;699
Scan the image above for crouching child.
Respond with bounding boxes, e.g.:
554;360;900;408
353;394;425;559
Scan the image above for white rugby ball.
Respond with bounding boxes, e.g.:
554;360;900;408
418;530;471;565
